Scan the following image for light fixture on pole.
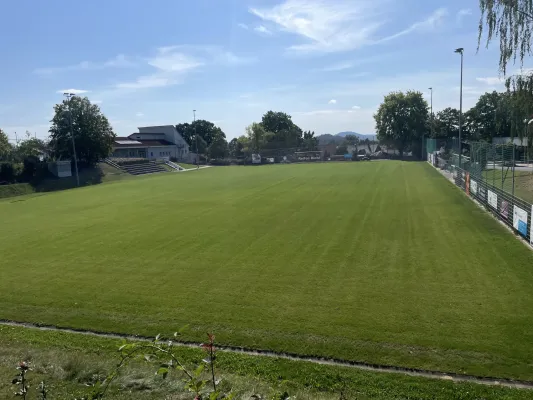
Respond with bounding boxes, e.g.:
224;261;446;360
193;110;198;168
454;47;464;167
63;92;80;186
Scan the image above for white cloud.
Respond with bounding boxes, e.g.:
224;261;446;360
238;23;249;30
456;8;472;23
250;0;383;53
114;48;203;90
254;25;273;35
213;51;256;66
321;62;355;72
476;77;504;85
352;105;361;109
328;99;337;104
56;89;90;95
378;8;448;43
136;112;144;117
35;54;136;75
250;1;448;54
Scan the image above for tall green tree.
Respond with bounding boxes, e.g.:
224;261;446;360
374;91;429;158
15;137;47;160
0;128;12;161
302;130;319;150
49;97;115;166
208;132;228;159
344;134;359;146
176;120;225;148
261;111;303;148
245;123;267;153
228;138;244;158
434;107;460;138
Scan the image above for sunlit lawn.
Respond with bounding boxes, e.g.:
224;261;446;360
2;162;533;380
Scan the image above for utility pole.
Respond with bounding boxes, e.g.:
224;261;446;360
64;93;80;186
455;48;464;168
193;109;198;168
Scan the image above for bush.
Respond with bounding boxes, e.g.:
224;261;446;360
0;162;16;183
209;158;231;166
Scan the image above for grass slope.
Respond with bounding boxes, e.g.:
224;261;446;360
2;162;533;380
1;326;532;400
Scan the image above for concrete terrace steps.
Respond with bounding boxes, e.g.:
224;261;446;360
120;162;167;175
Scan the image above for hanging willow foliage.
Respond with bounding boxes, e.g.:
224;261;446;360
479;0;533;89
479;0;533;139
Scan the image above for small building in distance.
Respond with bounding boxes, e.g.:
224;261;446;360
112;125;191;161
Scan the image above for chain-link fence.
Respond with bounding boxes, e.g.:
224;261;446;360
426;138;533;243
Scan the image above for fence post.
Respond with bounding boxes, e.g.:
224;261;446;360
493;143;495;187
502;145;505;190
512;143;515;200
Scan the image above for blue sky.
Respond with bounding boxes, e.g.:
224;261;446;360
0;0;519;142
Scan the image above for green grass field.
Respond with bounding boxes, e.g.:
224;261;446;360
483;168;533;203
2;162;533;381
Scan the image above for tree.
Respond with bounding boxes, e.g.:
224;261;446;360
15;137;47;160
344;134;359;147
228;138;244;158
208;132;228;159
176;120;226;148
434;107;460;138
374;91;429;158
261;111;303;148
0;129;12;161
49;97;115;166
478;0;533;83
336;144;348;155
302;131;319;150
245;123;267;153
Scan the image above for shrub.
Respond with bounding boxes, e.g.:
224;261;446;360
0;162;16;183
209;158;231;166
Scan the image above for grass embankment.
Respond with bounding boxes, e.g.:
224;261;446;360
1;162;533;380
178;162;199;170
0;163;130;200
0;326;531;399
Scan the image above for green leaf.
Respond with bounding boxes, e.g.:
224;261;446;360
194;364;205;377
210;390;221;400
155;334;161;342
156;367;168;379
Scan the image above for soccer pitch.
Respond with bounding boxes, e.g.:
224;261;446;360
2;162;533;380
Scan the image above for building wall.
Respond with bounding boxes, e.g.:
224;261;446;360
138;125;190;161
146;146;177;160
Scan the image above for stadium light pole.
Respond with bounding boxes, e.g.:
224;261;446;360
63;93;80;187
193;109;198;168
455;47;464;168
428;87;433;136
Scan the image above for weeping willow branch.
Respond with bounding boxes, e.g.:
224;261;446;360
478;0;533;75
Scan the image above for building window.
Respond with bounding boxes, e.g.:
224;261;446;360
151;152;153;156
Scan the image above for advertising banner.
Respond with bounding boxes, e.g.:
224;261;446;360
513;205;528;237
501;200;509;219
531;205;533;245
479;186;487;202
488;190;498;209
470;179;478;195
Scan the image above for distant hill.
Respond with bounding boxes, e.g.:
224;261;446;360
317;132;376;145
336;131;376;140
